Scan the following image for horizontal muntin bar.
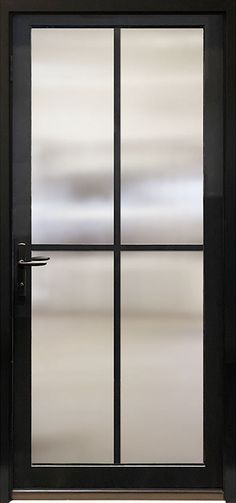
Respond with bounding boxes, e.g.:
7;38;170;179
32;244;203;251
121;244;203;251
32;244;114;251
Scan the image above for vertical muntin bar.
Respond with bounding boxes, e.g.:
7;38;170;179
114;27;121;464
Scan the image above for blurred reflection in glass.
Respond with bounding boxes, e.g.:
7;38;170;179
121;252;203;463
32;252;113;463
32;29;113;244
121;29;203;244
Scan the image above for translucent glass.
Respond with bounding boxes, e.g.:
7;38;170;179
121;29;203;244
32;29;113;244
121;252;203;463
32;252;113;463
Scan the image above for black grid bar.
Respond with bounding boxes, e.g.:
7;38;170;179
121;244;203;251
114;27;121;464
32;244;203;251
32;244;114;251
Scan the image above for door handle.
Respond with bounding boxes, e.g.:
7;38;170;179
17;242;50;296
18;257;50;267
30;256;50;261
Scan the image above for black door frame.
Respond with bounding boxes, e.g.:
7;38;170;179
12;8;223;489
0;1;235;502
12;9;223;491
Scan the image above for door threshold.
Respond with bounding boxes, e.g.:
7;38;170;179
11;490;224;500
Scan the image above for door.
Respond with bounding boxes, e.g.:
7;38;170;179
12;13;223;492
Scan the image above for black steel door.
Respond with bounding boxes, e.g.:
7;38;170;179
12;13;223;492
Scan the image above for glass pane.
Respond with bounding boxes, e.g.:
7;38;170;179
32;29;113;244
121;29;203;244
32;252;113;463
121;252;203;463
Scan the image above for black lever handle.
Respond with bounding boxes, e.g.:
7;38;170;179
18;259;48;267
31;256;50;261
17;242;50;296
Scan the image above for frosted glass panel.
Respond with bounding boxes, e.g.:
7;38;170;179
32;252;113;463
121;29;203;244
32;29;113;244
121;252;203;463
